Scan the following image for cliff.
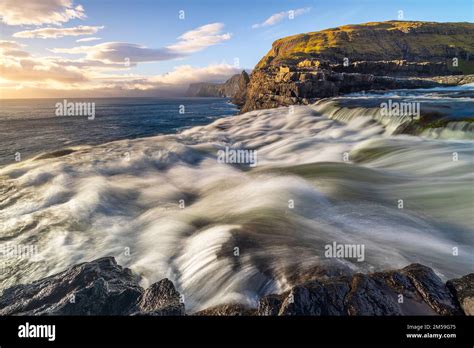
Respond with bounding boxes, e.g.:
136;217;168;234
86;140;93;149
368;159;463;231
256;21;473;69
185;70;249;106
185;82;223;97
241;21;474;112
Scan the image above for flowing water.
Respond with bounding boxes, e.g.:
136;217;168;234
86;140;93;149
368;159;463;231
0;97;237;166
0;87;473;312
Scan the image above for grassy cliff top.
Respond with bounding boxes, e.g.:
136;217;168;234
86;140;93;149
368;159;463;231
256;21;474;69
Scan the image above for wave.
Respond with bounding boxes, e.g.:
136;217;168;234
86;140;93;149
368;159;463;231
0;89;473;312
312;86;474;139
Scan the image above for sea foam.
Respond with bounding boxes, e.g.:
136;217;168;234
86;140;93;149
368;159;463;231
0;92;473;312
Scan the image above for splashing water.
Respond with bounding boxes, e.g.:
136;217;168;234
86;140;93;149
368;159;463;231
0;87;473;312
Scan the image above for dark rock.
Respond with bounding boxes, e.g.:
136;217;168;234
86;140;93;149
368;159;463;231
401;264;462;315
0;257;468;317
346;264;462;316
257;264;463;316
447;273;474;315
345;273;404;315
134;279;184;316
239;67;471;113
0;257;143;315
230;70;250;106
193;303;256;316
257;294;285;316
0;257;187;316
278;277;350;316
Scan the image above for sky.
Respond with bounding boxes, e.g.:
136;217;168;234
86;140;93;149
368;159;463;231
0;0;472;98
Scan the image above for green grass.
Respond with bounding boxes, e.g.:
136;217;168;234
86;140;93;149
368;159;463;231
257;21;474;69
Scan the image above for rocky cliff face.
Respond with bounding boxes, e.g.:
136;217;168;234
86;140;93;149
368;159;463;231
256;21;474;69
0;257;472;316
185;82;223;97
241;21;474;113
185;70;249;106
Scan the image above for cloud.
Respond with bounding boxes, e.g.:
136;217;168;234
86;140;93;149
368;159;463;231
167;23;231;53
0;23;237;98
49;23;231;64
0;58;240;98
76;37;101;43
0;56;88;83
50;42;180;63
252;8;311;29
0;41;88;84
44;56;137;70
0;40;30;57
151;63;240;86
0;40;25;49
13;25;104;39
0;0;85;26
78;63;241;92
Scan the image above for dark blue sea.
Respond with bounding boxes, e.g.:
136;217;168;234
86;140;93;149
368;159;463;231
0;97;237;166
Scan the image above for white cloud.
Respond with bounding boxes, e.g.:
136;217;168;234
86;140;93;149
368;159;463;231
45;56;137;70
0;23;238;98
252;8;311;29
167;23;231;53
0;41;88;83
151;64;240;86
0;40;25;49
13;25;104;39
76;37;101;43
0;53;240;97
49;23;231;64
0;0;85;26
0;56;87;83
50;42;180;63
0;40;30;57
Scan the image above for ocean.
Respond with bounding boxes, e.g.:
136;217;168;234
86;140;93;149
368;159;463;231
0;97;238;166
0;87;473;312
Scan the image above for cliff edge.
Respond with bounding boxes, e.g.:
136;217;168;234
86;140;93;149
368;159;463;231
240;21;474;112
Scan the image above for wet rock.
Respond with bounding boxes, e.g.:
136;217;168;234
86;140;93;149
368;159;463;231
0;257;188;316
279;277;351;316
257;264;463;316
134;279;185;316
193;303;256;316
401;264;462;315
258;294;285;316
345;273;404;315
447;273;474;315
0;257;143;315
0;258;468;317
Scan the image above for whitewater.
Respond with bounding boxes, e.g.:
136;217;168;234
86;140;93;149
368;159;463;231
0;86;473;312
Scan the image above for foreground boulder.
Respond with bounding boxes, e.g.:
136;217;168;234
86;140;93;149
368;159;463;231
0;257;142;315
193;303;256;316
0;257;183;316
257;264;465;316
133;279;184;316
0;258;470;316
447;274;474;315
